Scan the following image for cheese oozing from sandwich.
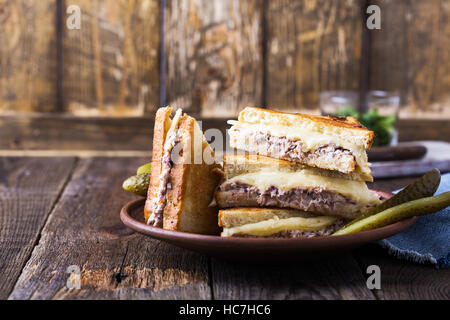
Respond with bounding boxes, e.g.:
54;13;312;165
218;208;346;238
225;168;379;205
215;164;382;218
221;216;339;237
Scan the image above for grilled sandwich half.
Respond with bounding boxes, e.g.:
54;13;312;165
228;107;375;181
145;107;222;234
215;154;381;219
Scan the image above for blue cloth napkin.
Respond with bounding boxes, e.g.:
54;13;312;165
378;172;450;268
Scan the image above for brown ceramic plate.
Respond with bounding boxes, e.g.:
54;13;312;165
120;190;417;262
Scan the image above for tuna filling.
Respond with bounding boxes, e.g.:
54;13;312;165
216;182;375;218
229;128;356;173
147;133;178;227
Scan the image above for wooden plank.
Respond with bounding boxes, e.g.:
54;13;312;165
0;114;229;151
353;244;450;300
165;0;263;117
0;157;76;299
0;150;152;158
397;119;450;142
0;115;155;151
1;115;448;152
211;254;375;300
63;0;160;116
265;0;364;112
0;0;58;113
9;158;211;299
367;0;407;105
369;0;450;118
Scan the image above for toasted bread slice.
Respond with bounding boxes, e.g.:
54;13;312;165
219;208;345;238
223;154;372;182
218;207;316;228
228;107;374;178
238;107;374;148
145;108;221;235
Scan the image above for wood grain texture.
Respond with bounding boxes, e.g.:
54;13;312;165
354;244;450;300
211;254;375;300
397;119;450;142
0;0;58;113
0;115;230;151
8;158;211;299
265;0;363;111
0;115;154;151
63;0;160;116
369;0;450;118
165;0;263;117
0;157;76;299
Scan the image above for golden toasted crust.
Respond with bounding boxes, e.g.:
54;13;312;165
238;106;375;149
162;115;191;231
240;106;372;133
144;107;173;222
162;114;221;234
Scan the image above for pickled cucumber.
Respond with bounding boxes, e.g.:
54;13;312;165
344;169;441;228
368;168;441;216
136;162;152;175
333;191;450;236
122;173;150;197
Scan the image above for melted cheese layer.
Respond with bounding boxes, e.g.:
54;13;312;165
226;169;381;205
228;120;371;176
221;216;338;237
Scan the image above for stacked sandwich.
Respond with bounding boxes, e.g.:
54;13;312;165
215;107;382;238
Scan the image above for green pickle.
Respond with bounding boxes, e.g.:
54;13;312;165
333;191;450;236
136;162;152;175
122;173;150;197
368;168;441;215
122;163;152;196
343;169;441;228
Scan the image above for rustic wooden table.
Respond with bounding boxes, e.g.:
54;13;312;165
1;156;449;300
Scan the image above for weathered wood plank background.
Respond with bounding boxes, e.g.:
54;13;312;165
0;0;58;113
165;0;263;116
369;0;450;118
0;157;76;299
0;0;449;122
266;0;364;111
62;0;160;116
